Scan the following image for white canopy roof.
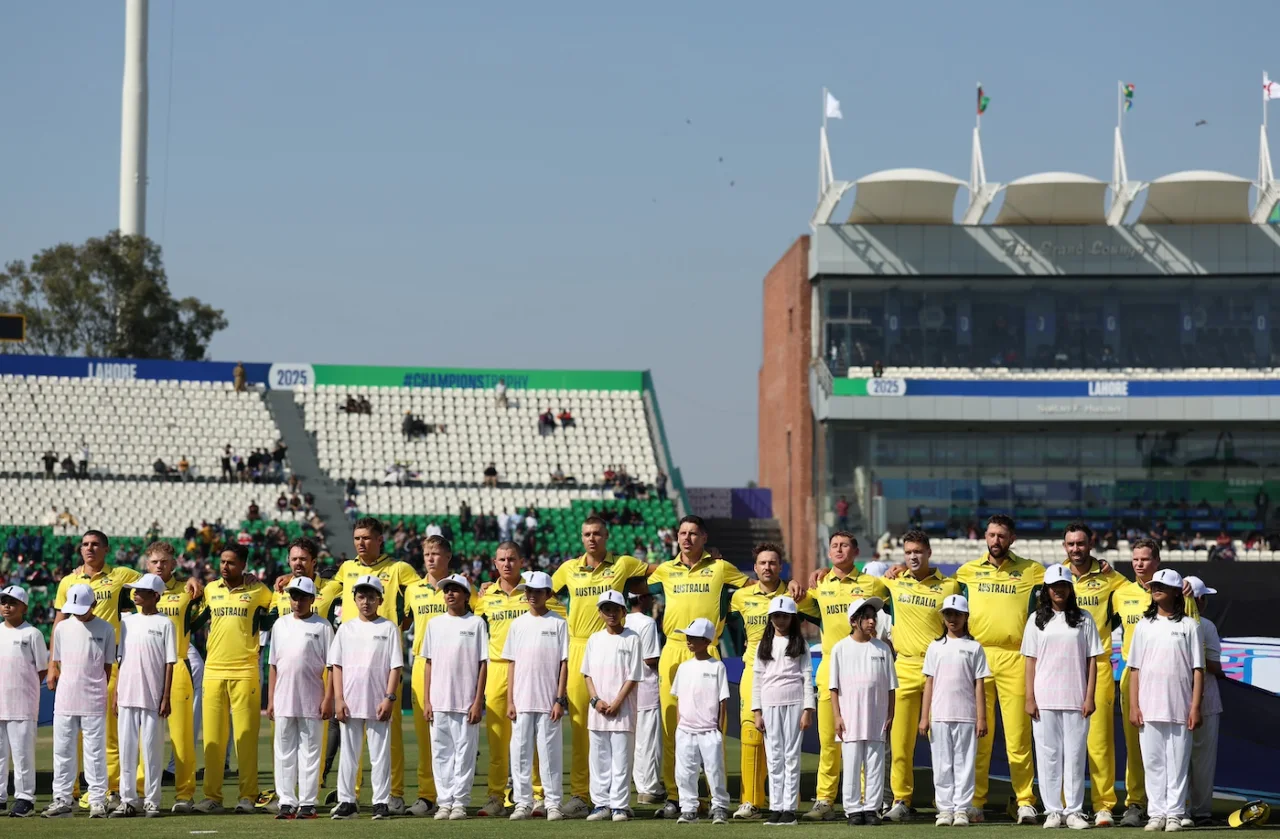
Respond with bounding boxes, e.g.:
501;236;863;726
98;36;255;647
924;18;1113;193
847;168;965;224
1136;170;1253;224
993;172;1107;225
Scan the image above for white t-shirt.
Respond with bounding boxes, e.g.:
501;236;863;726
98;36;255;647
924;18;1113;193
327;616;404;720
116;613;178;711
624;612;661;711
422;613;489;714
671;657;729;734
53;616;116;717
828;636;898;741
270;614;334;719
752;637;816;711
1200;617;1223;717
922;636;992;723
582;628;643;732
0;621;49;721
501;612;568;714
1127;615;1205;725
1020;611;1105;711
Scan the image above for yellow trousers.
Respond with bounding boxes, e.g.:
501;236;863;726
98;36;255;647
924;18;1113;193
974;648;1035;809
814;658;842;802
1118;667;1144;808
567;638;591;800
889;656;926;807
410;658;437;802
485;660;544;803
202;676;261;805
1087;659;1118;813
738;664;765;807
659;642;721;796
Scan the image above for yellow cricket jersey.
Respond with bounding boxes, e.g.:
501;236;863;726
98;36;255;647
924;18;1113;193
883;570;961;658
337;556;419;625
810;570;890;655
1113;579;1200;659
729;582;818;667
648;553;751;641
55;565;143;639
1067;559;1127;647
955;553;1045;650
157;575;203;659
551;553;649;640
405;577;481;656
476;582;567;660
273;576;343;624
198;579;274;679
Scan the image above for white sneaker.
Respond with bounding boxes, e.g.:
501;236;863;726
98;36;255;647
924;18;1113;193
106;792;123;813
1045;813;1063;829
43;800;75;818
965;807;985;824
144;803;161;819
802;800;836;822
561;796;591;819
613;808;634;822
886;801;913;822
1165;818;1183;832
407;798;436;816
450;805;468;820
509;804;532;821
546;805;564;821
953;811;970;827
733;802;761;820
1068;814;1093;830
171;800;194;814
936;811;954;826
531;799;547;818
433;805;451;821
1095;810;1114;828
1179;818;1194;829
1018;806;1040;825
234;798;255;814
387;796;407;816
477;795;510;818
587;807;611;821
1145;817;1166;832
89;803;108;819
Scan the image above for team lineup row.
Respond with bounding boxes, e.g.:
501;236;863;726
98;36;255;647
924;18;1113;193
0;515;1222;829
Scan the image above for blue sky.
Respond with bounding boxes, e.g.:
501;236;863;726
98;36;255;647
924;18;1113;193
0;1;1273;485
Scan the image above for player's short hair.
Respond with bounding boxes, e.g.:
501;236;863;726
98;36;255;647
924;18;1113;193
222;543;249;564
353;516;383;536
901;530;931;550
829;530;858;548
1063;521;1093;541
495;540;522;557
678;515;707;535
582;516;609;531
82;529;110;547
1131;537;1161;561
987;514;1016;533
752;542;785;562
288;537;320;560
144;540;175;561
423;535;452;556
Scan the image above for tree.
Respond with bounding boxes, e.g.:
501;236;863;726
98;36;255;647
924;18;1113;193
0;231;227;360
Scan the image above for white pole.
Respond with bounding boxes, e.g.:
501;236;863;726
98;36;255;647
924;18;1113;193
120;0;149;238
1265;72;1269;131
1117;80;1123;136
976;81;981;132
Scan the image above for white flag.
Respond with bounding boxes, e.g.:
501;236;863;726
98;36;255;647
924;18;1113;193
1266;73;1280;100
825;91;843;120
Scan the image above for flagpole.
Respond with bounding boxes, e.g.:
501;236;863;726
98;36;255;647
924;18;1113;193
1117;80;1123;136
976;81;981;132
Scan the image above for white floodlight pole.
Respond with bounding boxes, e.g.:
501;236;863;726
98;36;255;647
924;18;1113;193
119;0;149;237
1254;72;1279;224
962;82;999;224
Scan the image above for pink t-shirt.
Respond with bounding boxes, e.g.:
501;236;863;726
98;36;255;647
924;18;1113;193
1020;612;1105;711
53;616;116;717
922;636;992;723
581;628;643;732
828;636;897;741
0;622;49;721
752;637;816;710
1200;617;1223;717
1128;615;1204;725
672;657;729;733
327;616;404;720
116;613;177;711
270;613;334;719
624;612;661;711
502;612;568;714
422;613;488;713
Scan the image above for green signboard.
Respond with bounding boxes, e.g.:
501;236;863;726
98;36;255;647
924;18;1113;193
312;364;643;391
832;377;869;396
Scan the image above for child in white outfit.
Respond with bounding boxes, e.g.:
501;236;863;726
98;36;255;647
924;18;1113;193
671;617;731;824
751;595;815;826
581;591;643;821
919;594;990;827
0;585;48;818
1182;576;1221;827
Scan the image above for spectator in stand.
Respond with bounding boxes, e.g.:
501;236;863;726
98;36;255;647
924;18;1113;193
484;462;499;488
233;361;247;392
604;465;617;485
237;529;254;548
220;445;233;482
235;453;247;483
495;378;509;408
539;409;556;437
342;395;359;414
655;471;667;500
248;500;262;522
42;450;57;479
276;493;289;516
459;501;472;534
401;411;414;441
272;441;287;479
872;360;885;378
1208;532;1237;562
178;455;191;482
78;440;90;477
551;465;566;485
289;494;303;517
56;508;78;535
1256;488;1270;524
154;458;175;480
343;498;359;526
357;395;372;414
60;454;76;479
835;496;851;530
558;408;575;429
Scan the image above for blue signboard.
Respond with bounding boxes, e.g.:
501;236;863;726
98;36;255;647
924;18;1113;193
869;378;1280;398
0;355;271;385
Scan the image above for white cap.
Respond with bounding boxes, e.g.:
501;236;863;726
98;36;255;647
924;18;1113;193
846;597;884;621
676;617;716;640
1151;568;1184;590
1183;575;1216;598
436;573;472;594
516;571;554;592
767;595;798;616
862;560;891;578
352;574;384;595
0;585;29;605
1044;564;1074;586
126;574;166;594
286;576;318;597
597;590;626;609
62;583;96;616
940;594;970;613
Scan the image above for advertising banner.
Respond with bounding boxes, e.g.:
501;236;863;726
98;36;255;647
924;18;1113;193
0;354;269;384
837;376;1280;398
312;364;643;391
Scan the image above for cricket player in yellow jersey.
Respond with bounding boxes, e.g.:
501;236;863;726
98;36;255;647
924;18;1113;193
881;531;960;822
802;531;889;822
49;530;202;811
475;542;566;817
727;543;819;821
1111;537;1198;829
1060;523;1127;827
191;545;275;813
550;516;651;817
952;515;1043;824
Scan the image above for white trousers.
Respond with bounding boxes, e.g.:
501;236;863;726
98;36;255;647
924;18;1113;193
432;711;480;809
1188;713;1220;820
1139;721;1191;819
275;716;323;807
675;729;728;811
0;719;36;802
118;706;164;809
339;718;390;806
53;714;107;804
929;720;976;814
510;712;562;808
589;730;634;810
632;707;662;795
1033;709;1090;816
761;704;804;813
840;739;885;815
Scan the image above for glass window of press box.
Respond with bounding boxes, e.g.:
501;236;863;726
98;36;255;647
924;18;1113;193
825;426;1280;536
819;277;1280;372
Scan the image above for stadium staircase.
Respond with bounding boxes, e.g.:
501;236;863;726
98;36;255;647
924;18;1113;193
704;517;784;569
266;389;354;553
